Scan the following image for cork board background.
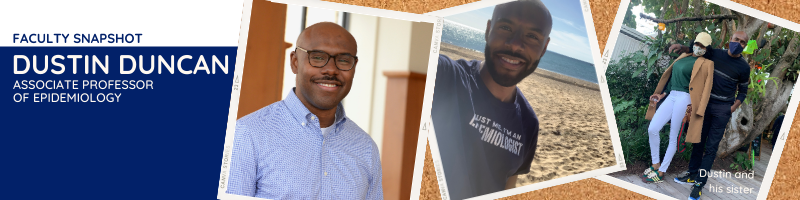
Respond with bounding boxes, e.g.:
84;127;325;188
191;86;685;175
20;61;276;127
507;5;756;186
324;0;800;199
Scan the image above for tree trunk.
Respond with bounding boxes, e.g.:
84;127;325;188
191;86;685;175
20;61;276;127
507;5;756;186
746;23;771;64
674;0;691;40
751;26;783;70
755;23;769;46
770;26;784;49
719;102;754;158
736;13;765;38
718;8;735;49
718;35;800;157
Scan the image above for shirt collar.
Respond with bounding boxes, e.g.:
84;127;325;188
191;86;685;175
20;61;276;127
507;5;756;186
285;88;348;127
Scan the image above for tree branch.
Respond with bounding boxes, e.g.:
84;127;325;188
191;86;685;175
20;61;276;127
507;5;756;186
639;13;737;24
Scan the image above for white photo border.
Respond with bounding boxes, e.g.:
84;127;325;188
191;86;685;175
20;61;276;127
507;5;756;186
418;0;627;199
216;0;438;199
596;0;800;200
409;16;445;200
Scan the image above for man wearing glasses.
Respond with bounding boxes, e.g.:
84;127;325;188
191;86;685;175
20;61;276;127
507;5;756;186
227;22;383;199
431;0;551;199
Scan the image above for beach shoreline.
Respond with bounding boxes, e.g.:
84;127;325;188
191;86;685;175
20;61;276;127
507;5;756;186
437;42;616;187
439;43;600;91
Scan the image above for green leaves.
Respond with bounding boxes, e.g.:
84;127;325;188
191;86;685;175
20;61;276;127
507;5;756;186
608;38;665;164
612;98;635;113
630;51;663;78
647;52;659;67
707;23;718;32
623;2;638;29
634;51;645;63
751;47;772;64
771;36;780;46
632;66;647;78
709;31;720;47
746;63;779;105
646;52;663;78
783;62;800;82
730;152;753;171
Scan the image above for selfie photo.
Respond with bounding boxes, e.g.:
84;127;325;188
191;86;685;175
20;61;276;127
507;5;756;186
424;0;622;199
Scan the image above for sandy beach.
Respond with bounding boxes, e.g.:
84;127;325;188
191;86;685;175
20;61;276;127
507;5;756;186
437;43;616;187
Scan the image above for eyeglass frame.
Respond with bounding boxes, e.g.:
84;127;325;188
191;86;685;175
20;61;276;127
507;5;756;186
295;46;358;71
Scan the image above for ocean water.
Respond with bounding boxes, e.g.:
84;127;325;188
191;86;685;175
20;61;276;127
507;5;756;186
442;19;598;83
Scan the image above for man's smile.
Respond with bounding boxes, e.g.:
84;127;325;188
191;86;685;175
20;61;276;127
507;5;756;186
494;53;527;70
313;79;341;91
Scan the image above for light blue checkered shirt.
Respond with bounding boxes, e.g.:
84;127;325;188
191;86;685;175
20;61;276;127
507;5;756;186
227;89;383;199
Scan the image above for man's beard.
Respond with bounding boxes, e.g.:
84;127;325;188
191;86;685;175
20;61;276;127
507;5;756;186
483;46;540;87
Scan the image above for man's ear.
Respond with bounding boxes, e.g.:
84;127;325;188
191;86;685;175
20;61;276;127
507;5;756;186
485;19;492;41
290;50;299;74
539;37;551;59
351;59;358;72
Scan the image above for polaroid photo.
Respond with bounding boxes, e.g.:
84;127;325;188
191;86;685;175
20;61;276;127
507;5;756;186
418;0;626;199
597;0;800;199
216;0;439;199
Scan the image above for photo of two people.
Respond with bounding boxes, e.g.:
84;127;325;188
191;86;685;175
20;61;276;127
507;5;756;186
607;0;799;199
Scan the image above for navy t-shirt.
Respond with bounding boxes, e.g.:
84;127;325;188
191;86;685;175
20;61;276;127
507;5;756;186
703;48;750;105
431;55;539;200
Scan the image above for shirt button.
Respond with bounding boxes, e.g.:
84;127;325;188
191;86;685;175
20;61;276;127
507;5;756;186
324;172;328;176
311;116;316;120
301;122;306;126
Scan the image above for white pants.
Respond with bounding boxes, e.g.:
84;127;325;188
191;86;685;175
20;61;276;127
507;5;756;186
648;90;691;172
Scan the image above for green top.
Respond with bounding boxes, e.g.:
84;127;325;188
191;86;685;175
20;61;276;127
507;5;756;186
669;56;697;93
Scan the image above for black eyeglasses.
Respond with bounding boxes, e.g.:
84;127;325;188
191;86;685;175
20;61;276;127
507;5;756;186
295;47;358;71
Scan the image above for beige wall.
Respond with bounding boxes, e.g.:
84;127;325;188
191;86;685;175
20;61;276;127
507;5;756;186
344;13;379;149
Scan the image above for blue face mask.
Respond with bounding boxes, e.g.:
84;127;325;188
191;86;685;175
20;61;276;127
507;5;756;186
729;42;744;55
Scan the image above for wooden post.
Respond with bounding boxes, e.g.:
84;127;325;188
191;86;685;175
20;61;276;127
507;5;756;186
382;71;426;200
236;0;288;119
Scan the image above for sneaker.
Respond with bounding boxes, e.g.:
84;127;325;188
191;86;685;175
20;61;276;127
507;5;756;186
642;166;657;178
688;182;705;200
674;172;696;185
643;171;664;183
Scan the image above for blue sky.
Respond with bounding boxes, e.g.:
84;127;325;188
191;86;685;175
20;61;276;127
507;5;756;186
444;0;593;63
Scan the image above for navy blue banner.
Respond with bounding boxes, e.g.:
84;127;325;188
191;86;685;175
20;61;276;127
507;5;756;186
2;47;236;199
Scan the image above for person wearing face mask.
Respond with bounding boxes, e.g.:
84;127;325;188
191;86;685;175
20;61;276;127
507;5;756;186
641;32;714;184
668;31;752;200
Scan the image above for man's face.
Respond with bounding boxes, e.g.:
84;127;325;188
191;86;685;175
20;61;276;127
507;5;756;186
729;31;748;54
290;24;357;110
484;2;551;87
